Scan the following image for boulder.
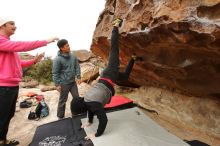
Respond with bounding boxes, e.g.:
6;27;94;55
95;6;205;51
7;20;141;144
80;62;99;83
20;80;39;88
72;50;94;62
91;0;220;98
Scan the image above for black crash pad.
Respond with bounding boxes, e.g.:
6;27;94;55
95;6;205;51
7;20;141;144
29;117;93;146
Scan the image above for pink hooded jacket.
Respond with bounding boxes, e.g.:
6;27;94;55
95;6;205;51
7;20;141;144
0;34;48;86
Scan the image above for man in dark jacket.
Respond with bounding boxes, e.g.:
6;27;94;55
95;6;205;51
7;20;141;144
71;18;142;140
52;39;81;120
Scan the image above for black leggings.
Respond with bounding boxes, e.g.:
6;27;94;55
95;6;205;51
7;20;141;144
117;58;135;81
100;27;135;83
0;86;18;140
100;27;119;82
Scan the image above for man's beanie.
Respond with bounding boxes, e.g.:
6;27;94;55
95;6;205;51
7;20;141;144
57;39;68;49
71;97;87;115
0;17;12;27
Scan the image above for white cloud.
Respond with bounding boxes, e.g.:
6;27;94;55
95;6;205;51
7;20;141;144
0;0;105;58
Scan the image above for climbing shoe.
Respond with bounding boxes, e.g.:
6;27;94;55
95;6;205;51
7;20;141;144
19;100;32;108
112;18;123;27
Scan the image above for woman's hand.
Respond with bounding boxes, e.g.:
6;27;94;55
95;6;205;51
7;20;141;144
34;52;45;64
46;37;59;43
85;133;96;140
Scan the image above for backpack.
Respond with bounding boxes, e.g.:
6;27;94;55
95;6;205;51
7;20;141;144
35;98;49;118
28;96;49;120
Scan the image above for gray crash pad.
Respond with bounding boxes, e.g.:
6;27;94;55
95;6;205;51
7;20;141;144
82;107;189;146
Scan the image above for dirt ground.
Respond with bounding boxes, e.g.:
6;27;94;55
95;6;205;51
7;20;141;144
7;87;220;146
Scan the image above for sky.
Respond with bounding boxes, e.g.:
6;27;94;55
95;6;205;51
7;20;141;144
0;0;105;58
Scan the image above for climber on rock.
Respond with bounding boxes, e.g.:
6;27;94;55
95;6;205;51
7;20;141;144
71;18;143;140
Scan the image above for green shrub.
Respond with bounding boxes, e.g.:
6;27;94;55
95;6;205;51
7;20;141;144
23;57;53;85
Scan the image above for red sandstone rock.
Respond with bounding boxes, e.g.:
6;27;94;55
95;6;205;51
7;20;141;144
91;0;220;97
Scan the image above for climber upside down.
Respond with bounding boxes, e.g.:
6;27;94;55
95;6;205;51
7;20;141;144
71;18;143;140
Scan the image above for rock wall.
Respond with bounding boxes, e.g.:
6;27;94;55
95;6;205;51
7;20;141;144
91;0;220;98
121;86;220;144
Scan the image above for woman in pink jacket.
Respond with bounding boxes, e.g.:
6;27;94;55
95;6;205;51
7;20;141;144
0;17;58;146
